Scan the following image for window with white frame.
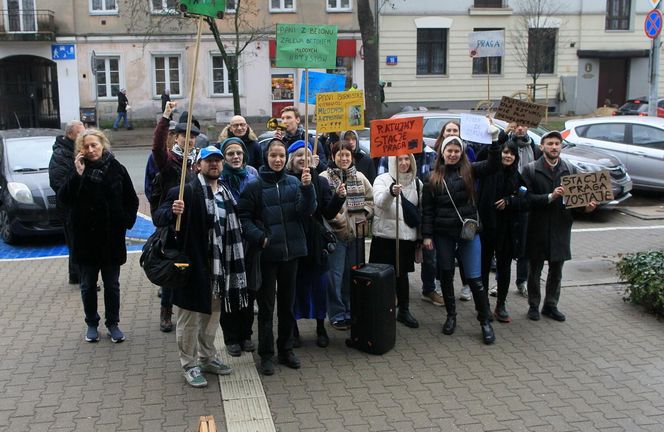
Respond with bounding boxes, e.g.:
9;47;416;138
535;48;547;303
89;0;117;14
150;0;177;14
211;54;239;95
327;0;351;12
153;55;181;97
226;0;236;12
94;56;121;99
270;0;295;12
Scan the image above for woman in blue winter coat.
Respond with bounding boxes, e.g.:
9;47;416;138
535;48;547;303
238;138;316;376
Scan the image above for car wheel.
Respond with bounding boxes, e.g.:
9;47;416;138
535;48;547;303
0;208;17;244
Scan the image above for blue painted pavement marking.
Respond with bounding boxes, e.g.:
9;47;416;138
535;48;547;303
0;213;155;261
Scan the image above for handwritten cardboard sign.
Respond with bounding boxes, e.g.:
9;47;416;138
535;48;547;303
468;30;505;58
299;71;346;104
276;24;338;68
460;113;492;144
370;117;423;158
178;0;226;18
494;96;546;127
561;170;614;209
316;91;365;133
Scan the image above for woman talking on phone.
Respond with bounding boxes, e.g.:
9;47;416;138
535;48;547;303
421;121;500;345
58;129;139;344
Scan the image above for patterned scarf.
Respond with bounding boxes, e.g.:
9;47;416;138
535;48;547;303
198;174;248;313
326;165;366;212
86;151;113;183
221;164;248;196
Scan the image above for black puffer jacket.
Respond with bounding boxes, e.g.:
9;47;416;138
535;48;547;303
48;135;75;214
422;142;501;240
58;153;139;266
238;166;316;262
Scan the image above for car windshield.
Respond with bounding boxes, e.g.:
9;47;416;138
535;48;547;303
6;136;54;172
620;101;648;113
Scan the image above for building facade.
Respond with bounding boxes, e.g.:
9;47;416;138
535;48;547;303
0;0;364;128
378;0;663;115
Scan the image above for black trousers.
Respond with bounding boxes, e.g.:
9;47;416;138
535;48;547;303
257;259;298;360
64;217;79;280
480;230;513;305
219;290;256;345
528;259;564;309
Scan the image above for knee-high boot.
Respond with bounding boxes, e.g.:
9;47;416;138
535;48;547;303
467;277;495;344
440;270;456;335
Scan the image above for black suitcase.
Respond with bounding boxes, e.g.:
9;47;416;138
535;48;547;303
346;262;396;355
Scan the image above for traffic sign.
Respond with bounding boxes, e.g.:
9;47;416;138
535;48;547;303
645;9;663;39
650;0;660;8
51;44;75;60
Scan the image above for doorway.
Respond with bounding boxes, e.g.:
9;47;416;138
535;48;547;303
597;58;628;108
0;55;60;129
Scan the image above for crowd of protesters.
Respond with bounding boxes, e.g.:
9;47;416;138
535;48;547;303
49;99;596;388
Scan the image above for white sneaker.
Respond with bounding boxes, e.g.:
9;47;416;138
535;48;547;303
459;285;472;301
489;285;498;297
516;282;527;297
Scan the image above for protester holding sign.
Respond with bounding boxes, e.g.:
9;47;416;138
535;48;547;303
321;140;374;331
477;141;529;323
370;154;422;329
422;121;501;345
521;131;597;323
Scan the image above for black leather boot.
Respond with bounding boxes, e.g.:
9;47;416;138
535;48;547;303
397;308;419;328
481;321;496;345
440;270;456;335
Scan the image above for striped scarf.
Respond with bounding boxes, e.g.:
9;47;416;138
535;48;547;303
326;165;366;212
199;174;248;313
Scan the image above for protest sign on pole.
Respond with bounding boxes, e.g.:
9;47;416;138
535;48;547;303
460;113;492;144
315;91;365;133
561;170;614;209
299;71;346;104
369;117;423;158
494;96;546;127
468;30;505;110
276;24;338;68
178;0;226;18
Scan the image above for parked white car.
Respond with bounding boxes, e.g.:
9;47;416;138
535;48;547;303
563;116;664;191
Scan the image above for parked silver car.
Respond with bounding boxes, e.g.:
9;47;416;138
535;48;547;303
389;110;633;206
563;116;664;191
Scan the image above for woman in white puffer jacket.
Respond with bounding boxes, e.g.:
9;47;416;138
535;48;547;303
369;153;422;329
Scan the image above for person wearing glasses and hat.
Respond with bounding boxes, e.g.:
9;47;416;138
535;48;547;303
150;101;199;333
153;146;246;388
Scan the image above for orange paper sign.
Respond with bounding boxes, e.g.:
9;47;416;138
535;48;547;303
370;117;423;158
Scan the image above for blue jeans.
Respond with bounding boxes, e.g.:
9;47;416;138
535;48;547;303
112;111;130;129
434;234;481;279
327;238;357;323
80;264;121;328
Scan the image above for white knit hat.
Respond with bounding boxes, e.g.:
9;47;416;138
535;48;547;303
440;136;466;154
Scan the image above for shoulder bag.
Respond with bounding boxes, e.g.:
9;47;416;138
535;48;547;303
442;178;479;241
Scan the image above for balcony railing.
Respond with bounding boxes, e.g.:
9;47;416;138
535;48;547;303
0;9;55;36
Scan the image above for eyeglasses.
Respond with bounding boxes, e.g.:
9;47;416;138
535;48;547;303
225;151;244;157
230;123;247;128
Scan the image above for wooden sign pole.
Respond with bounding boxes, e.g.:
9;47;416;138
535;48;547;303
175;15;204;232
304;67;310;170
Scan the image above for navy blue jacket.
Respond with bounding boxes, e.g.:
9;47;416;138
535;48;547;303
238;166;316;262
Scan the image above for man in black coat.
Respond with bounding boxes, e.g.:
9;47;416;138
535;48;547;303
49;120;85;284
521;131;597;322
154;146;246;388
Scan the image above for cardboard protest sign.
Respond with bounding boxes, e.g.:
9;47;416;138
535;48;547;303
460;113;492;144
299;71;346;104
316;91;365;133
468;30;505;58
494;96;546;127
561;170;614;209
178;0;226;18
276;24;338;68
370;117;423;158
